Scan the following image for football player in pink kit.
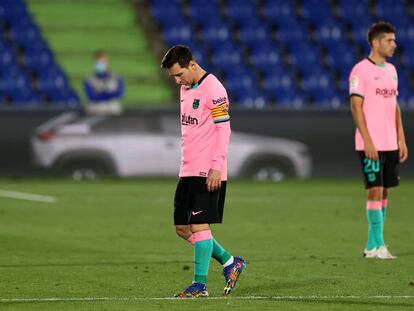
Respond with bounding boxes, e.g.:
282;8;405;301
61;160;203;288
350;22;408;259
161;45;245;297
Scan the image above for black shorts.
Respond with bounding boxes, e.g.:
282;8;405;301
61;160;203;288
173;177;227;225
357;151;400;189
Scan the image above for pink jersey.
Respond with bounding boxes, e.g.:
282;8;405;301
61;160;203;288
349;58;398;151
179;73;231;180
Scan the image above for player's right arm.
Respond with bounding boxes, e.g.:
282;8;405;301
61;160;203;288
350;96;378;161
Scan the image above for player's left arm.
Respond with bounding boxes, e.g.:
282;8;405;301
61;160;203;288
206;91;231;192
396;104;408;162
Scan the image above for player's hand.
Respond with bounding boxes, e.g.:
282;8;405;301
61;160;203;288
399;140;408;163
206;169;221;192
364;140;378;161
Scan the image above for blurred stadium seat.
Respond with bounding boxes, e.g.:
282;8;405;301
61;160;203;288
0;0;79;107
151;0;414;108
2;0;413;108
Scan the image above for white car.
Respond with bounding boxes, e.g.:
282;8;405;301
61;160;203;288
31;112;312;181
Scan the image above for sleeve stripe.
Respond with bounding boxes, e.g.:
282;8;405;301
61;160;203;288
349;93;364;99
213;116;230;123
211;107;225;113
211;112;228;117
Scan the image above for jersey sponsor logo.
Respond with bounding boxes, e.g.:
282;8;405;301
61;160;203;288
350;75;359;90
193;99;200;109
375;88;397;98
212;96;227;105
181;113;198;126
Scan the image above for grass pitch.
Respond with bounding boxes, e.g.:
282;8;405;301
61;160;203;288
0;178;413;310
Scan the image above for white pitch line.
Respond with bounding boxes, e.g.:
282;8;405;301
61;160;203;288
0;189;57;204
1;295;414;303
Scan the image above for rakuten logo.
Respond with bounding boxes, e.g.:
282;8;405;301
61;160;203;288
376;88;397;98
181;114;198;126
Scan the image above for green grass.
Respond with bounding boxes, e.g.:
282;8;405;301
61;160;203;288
0;178;413;310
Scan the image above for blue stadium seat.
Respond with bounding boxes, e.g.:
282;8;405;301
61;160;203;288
225;74;258;100
237;24;271;48
375;1;407;20
225;0;258;24
9;23;42;48
150;0;414;107
262;0;294;21
8;88;42;106
200;24;231;44
287;42;322;73
211;42;243;72
313;18;346;45
274;18;308;44
337;0;370;22
151;1;182;27
401;46;414;69
1;70;31;91
23;47;54;73
188;0;221;21
47;88;80;107
249;46;284;73
0;0;79;107
324;42;357;74
396;20;414;50
236;89;268;109
300;0;333;24
162;24;194;47
0;47;16;67
0;0;30;23
36;66;69;92
272;88;306;108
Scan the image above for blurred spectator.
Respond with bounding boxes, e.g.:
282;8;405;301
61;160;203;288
83;50;124;115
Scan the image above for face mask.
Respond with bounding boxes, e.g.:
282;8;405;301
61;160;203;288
94;61;107;74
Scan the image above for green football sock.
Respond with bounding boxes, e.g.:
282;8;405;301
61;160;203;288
366;206;376;250
194;239;213;284
382;199;388;223
212;239;232;266
367;209;385;249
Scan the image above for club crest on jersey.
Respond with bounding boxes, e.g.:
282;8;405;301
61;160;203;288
193;99;200;109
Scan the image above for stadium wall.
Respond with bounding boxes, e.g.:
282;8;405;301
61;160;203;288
0;108;413;178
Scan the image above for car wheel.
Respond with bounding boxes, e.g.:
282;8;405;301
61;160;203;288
62;160;111;180
244;158;294;182
252;166;287;182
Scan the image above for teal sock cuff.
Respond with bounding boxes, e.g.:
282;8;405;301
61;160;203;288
194;275;207;284
212;239;232;265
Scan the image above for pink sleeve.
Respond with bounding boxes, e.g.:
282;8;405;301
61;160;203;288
349;65;365;97
206;88;231;171
210;118;231;171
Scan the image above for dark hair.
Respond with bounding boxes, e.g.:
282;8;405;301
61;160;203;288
160;45;193;69
93;50;107;59
367;21;396;46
